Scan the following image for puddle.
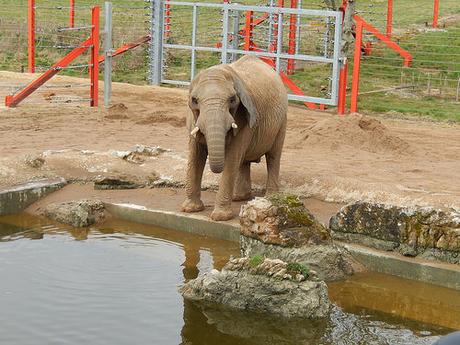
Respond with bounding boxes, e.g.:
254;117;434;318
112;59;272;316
0;214;458;345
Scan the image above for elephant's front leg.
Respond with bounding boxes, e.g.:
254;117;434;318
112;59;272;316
182;138;207;213
211;144;244;221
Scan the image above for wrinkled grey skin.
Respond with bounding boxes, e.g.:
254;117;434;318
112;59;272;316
181;56;288;221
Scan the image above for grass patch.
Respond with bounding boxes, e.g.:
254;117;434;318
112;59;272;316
249;255;264;268
286;262;310;278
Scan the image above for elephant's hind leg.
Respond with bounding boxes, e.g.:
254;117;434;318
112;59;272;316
233;162;252;201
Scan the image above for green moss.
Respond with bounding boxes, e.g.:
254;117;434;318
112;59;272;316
286;262;310;278
268;193;314;227
249;255;264;268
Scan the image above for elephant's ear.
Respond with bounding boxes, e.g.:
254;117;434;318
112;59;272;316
187;72;201;134
229;68;259;128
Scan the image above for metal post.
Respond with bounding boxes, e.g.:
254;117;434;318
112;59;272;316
433;0;439;28
70;0;75;28
150;0;164;85
28;0;35;73
287;0;297;74
331;11;342;105
456;77;460;102
268;0;274;49
90;6;100;107
104;2;112;107
190;5;197;78
275;11;283;72
244;10;253;51
231;10;240;62
337;59;348;115
350;19;363;113
386;0;392;38
221;4;229;64
295;0;301;55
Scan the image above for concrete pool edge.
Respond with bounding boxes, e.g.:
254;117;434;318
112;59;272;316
104;201;460;291
0;178;66;216
104;202;240;243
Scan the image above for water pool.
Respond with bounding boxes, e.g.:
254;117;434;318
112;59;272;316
0;214;458;345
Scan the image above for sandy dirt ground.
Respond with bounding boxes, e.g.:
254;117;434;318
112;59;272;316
0;71;459;211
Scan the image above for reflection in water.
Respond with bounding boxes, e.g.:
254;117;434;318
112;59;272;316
0;215;456;345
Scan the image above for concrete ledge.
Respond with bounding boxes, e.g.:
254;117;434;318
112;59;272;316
340;242;460;290
104;202;240;243
0;178;66;216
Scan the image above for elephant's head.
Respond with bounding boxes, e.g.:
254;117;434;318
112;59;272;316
187;65;259;173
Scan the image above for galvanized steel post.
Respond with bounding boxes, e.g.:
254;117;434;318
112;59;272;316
150;0;164;85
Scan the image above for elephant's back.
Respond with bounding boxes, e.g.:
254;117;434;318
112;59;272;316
231;56;288;159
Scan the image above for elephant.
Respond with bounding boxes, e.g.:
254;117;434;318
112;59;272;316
181;55;288;221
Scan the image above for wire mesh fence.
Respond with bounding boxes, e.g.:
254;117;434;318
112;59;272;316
0;0;459;118
352;0;460;119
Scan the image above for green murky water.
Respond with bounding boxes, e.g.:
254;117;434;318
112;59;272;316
0;214;459;345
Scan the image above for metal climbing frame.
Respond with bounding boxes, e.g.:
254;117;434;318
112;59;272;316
149;1;343;106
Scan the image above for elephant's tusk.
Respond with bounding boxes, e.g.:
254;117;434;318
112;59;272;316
231;122;238;129
190;126;200;137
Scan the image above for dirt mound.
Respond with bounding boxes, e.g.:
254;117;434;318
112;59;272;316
297;114;411;155
105;103;129;119
136;111;185;127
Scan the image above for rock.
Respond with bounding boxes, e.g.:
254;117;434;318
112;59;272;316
240;235;356;281
330;202;460;264
42;199;105;227
113;145;169;164
180;257;330;319
240;195;332;247
24;154;45;168
94;175;142;190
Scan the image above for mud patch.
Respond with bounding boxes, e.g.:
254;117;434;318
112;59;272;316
105;103;129;120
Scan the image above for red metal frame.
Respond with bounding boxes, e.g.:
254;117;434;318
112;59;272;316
28;0;35;73
69;0;75;28
244;10;254;50
5;6;100;108
98;35;151;63
165;0;171;39
350;16;412;113
350;19;363;113
337;61;348;115
287;0;297;75
90;6;99;107
433;0;439;28
355;15;412;66
386;0;393;38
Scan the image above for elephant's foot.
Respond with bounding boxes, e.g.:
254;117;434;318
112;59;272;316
232;191;252;201
181;198;205;213
210;207;234;221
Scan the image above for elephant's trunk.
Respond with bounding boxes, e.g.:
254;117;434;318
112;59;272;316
201;109;228;174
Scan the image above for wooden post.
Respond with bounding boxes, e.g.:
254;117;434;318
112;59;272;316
350;19;363;113
90;6;100;107
433;0;439;28
28;0;35;73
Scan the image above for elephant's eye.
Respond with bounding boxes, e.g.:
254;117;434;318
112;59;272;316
191;96;198;105
229;95;237;104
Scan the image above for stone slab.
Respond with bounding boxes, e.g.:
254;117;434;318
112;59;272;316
0;178;66;216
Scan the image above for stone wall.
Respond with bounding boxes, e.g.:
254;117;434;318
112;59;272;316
330;202;460;264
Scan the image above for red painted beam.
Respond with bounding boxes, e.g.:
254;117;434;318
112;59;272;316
354;15;412;67
386;0;393;38
287;0;297;74
28;0;35;73
5;38;92;107
69;0;75;28
99;35;151;63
